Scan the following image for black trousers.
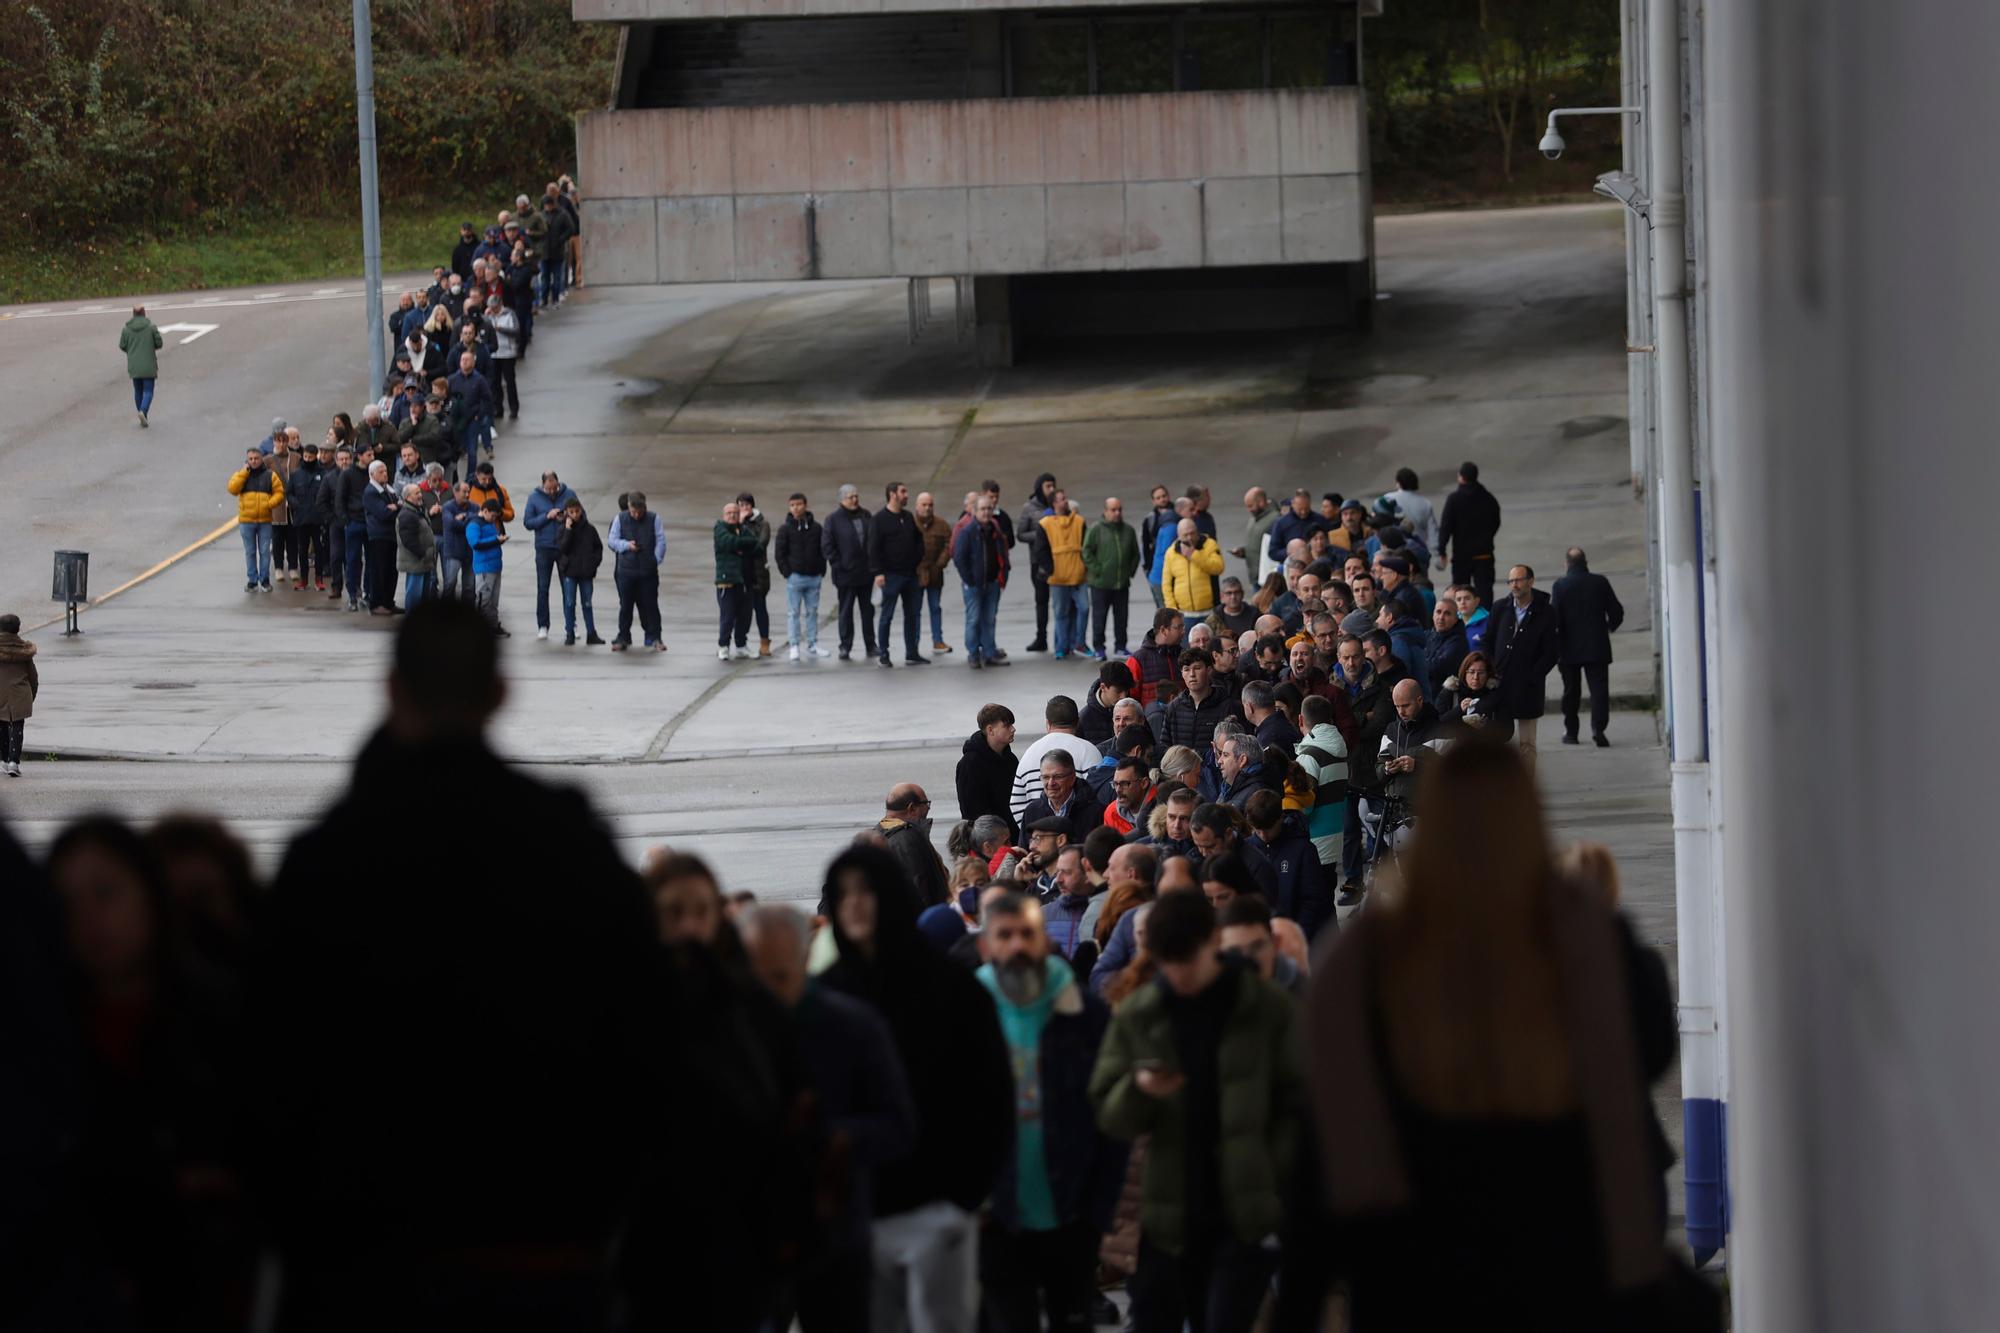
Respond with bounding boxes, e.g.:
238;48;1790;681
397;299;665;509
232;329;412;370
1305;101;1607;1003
615;570;662;644
1032;575;1050;641
366;538;398;608
1128;1234;1276;1333
493;357;520;416
1;718;23;765
1560;661;1611;738
835;584;877;654
297;523;327;584
981;1222;1097;1333
1090;586;1130;653
1452;554;1496;609
733;587;770;643
273;524;298;573
716;585;747;647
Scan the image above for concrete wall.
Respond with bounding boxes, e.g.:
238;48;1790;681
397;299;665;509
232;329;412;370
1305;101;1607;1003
578;88;1368;282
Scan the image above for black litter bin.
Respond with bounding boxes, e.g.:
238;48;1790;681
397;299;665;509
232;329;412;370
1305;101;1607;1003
53;549;89;634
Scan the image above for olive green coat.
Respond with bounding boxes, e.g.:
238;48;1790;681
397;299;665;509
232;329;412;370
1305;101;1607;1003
1088;968;1306;1255
120;315;162;379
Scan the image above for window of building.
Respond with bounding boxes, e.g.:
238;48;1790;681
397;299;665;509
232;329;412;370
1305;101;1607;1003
1006;9;1357;98
1011;22;1093;97
1094;20;1176;94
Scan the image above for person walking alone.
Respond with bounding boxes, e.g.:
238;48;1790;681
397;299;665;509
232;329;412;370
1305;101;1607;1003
1551;546;1625;747
0;614;37;778
555;498;605;646
774;492;831;662
714;500;763;661
228;447;284;593
608;492;667;652
119;304;163;427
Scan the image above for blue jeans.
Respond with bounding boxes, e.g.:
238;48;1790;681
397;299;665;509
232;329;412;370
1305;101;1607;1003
561;576;597;638
340;521;366;598
404;571;433;609
239;524;271;584
785;573;822;647
962;582;1001;662
466;414;493;465
1050;584;1089;656
439;555;471;601
535;547;558;629
924;583;946;644
132;377;155;413
876;573;920;659
540;257;565;306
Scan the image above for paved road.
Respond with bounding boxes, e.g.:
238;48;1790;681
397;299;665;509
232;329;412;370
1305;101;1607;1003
0;200;1687;1221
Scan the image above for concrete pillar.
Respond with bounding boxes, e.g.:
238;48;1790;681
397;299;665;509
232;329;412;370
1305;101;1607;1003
973;276;1014;368
1705;0;2000;1326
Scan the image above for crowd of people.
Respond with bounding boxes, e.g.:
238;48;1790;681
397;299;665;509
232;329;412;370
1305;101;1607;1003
214;178;597;639
2;599;1715;1333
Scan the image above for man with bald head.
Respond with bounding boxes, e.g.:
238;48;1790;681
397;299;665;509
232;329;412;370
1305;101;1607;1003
875;782;948;907
914;490;957;656
1082;495;1140;659
1375;676;1450;809
1236;486;1276;586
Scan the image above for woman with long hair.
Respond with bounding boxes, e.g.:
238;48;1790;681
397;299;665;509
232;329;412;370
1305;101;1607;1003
1298;740;1683;1330
1436;649;1510;740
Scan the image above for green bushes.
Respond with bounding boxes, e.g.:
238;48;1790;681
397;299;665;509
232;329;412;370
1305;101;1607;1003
1;0;613;242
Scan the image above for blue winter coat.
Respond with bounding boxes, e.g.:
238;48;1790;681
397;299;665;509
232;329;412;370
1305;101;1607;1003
523;485;578;552
468;517;505;574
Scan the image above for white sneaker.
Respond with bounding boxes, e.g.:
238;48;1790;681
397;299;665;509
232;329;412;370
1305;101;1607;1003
732;645;751;659
536;626;549;641
810;645;832;658
788;644;800;662
718;646;731;660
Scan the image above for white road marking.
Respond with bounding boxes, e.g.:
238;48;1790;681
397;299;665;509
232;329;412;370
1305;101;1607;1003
313;288;346;295
157;322;220;345
253;292;283;300
76;306;107;313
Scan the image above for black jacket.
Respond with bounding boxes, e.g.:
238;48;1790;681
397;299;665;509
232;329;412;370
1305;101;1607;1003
286;461;329;526
820;847;1014;1218
1021;786;1106;839
956;731;1020;841
868;506;923;579
1340;661;1401;791
879;818;949;910
556;517;604;580
822;505;874;589
361;482;398;542
1437;480;1502;563
1488;590;1561;720
250;731;661;1319
1550;560;1625;665
1158;687;1235;752
330;464;368;526
1077;689;1121;747
450;235;477;281
1424;624;1469;697
773;511;826;579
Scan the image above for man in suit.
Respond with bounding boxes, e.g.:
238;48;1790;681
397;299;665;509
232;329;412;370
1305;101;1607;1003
1550;546;1626;747
1487;563;1561;775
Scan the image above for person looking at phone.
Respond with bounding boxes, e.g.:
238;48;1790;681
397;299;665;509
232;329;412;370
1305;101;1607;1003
1088;888;1306;1333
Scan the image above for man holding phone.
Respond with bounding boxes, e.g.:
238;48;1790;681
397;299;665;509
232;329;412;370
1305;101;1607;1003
1089;890;1305;1333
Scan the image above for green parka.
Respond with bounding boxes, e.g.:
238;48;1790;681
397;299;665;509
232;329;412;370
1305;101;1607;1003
1088;967;1305;1255
1082;519;1141;591
713;521;762;586
120;315;162;379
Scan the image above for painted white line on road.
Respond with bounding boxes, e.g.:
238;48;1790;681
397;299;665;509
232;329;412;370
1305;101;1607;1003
76;305;107;313
21;308;49;315
253;292;283;299
3;290;390;321
195;297;224;304
313;287;346;295
157;322;220;345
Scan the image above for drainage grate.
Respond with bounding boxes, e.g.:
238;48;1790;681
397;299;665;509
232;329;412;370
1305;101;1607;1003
132;682;195;690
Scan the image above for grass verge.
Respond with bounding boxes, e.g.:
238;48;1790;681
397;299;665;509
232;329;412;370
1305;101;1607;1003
4;196;505;305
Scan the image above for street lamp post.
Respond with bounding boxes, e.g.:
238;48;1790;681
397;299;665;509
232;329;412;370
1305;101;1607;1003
352;0;385;397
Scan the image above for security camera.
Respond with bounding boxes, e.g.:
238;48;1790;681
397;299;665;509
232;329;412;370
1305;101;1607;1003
1539;128;1566;160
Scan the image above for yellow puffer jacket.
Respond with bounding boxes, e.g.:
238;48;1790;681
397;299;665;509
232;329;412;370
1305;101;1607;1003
227;467;285;524
1039;511;1087;587
1163;536;1224;611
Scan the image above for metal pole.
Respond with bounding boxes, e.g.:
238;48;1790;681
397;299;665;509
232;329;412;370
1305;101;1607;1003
1644;0;1725;1268
353;0;386;397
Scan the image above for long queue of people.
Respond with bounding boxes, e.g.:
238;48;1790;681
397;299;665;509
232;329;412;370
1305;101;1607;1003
220;179;597;636
5;599;1716;1333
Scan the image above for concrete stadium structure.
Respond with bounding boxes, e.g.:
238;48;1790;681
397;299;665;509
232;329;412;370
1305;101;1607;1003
572;0;1381;362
